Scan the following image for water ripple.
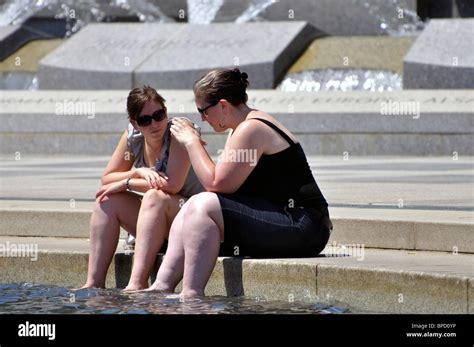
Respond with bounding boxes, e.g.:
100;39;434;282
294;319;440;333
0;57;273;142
0;283;350;314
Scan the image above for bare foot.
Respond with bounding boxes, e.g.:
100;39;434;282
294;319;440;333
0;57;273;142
180;290;204;299
74;284;104;290
145;284;173;293
123;284;148;292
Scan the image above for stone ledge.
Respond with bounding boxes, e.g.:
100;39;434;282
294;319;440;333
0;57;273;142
1;208;472;253
0;238;471;314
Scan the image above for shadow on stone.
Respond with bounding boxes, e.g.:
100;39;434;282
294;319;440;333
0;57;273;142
0;8;73;61
456;0;474;17
418;0;474;19
149;255;244;296
322;253;350;258
114;253;133;288
222;257;244;297
149;254;164;285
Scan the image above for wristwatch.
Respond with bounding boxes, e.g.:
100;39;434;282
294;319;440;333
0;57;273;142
125;177;132;191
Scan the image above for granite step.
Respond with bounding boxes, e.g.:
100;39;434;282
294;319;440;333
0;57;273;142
0;205;472;253
0;236;471;314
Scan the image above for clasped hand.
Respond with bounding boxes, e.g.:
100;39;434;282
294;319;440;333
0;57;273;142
170;118;206;147
95;169;168;203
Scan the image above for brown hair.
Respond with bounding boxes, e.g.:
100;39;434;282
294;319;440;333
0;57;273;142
193;68;249;106
126;85;166;120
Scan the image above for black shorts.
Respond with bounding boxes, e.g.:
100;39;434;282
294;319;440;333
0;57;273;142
216;193;330;258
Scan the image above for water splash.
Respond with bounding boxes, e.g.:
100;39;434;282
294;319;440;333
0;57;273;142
278;69;402;92
0;0;171;36
353;0;424;36
110;0;171;23
185;0;423;35
235;0;277;23
0;72;38;90
0;0;424;36
187;0;224;24
0;0;47;26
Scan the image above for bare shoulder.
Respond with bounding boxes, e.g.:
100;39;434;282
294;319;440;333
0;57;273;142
229;111;297;154
230;118;262;146
245;111;298;143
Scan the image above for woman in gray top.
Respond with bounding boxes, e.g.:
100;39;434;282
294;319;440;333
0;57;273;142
82;85;203;290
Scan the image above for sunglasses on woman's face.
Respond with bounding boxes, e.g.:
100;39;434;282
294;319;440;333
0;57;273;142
197;100;219;116
136;109;167;127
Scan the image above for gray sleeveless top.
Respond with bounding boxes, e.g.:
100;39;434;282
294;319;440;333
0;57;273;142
126;117;204;198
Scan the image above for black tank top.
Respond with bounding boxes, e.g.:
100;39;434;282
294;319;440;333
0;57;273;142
235;118;329;216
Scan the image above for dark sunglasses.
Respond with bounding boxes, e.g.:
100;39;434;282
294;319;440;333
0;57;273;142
197;100;219;115
136;109;167;127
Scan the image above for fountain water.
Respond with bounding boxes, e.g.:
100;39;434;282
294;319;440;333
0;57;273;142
354;0;424;36
0;0;422;91
0;0;171;90
0;0;170;36
0;0;424;34
0;0;44;26
187;0;224;24
278;69;402;92
186;0;424;35
235;0;277;23
111;0;171;23
0;283;352;314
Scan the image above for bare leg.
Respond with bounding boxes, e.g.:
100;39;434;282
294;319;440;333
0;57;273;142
125;190;184;290
147;200;191;293
83;192;141;288
181;192;224;297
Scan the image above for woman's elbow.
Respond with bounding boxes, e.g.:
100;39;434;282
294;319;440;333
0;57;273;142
100;176;108;186
163;182;181;195
206;181;237;194
166;187;181;195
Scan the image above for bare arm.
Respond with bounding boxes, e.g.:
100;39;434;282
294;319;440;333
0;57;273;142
125;135;190;195
101;130;136;185
173;119;264;193
102;127;192;195
100;130;162;194
159;135;191;194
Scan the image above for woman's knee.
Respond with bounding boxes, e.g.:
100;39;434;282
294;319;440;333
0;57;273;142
185;192;218;217
183;192;223;234
141;189;170;210
90;192;138;231
91;192;126;217
169;200;190;231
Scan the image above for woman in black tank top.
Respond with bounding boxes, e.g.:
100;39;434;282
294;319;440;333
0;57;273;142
148;68;332;298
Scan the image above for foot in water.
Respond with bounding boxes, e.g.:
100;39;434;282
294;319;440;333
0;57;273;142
123;284;148;292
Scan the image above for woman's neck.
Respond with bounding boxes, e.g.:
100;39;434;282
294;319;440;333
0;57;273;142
144;137;164;163
228;104;254;130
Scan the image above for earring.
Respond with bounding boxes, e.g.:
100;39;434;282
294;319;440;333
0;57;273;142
218;117;226;129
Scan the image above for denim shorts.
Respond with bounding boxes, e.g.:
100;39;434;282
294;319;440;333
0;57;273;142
216;193;330;258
